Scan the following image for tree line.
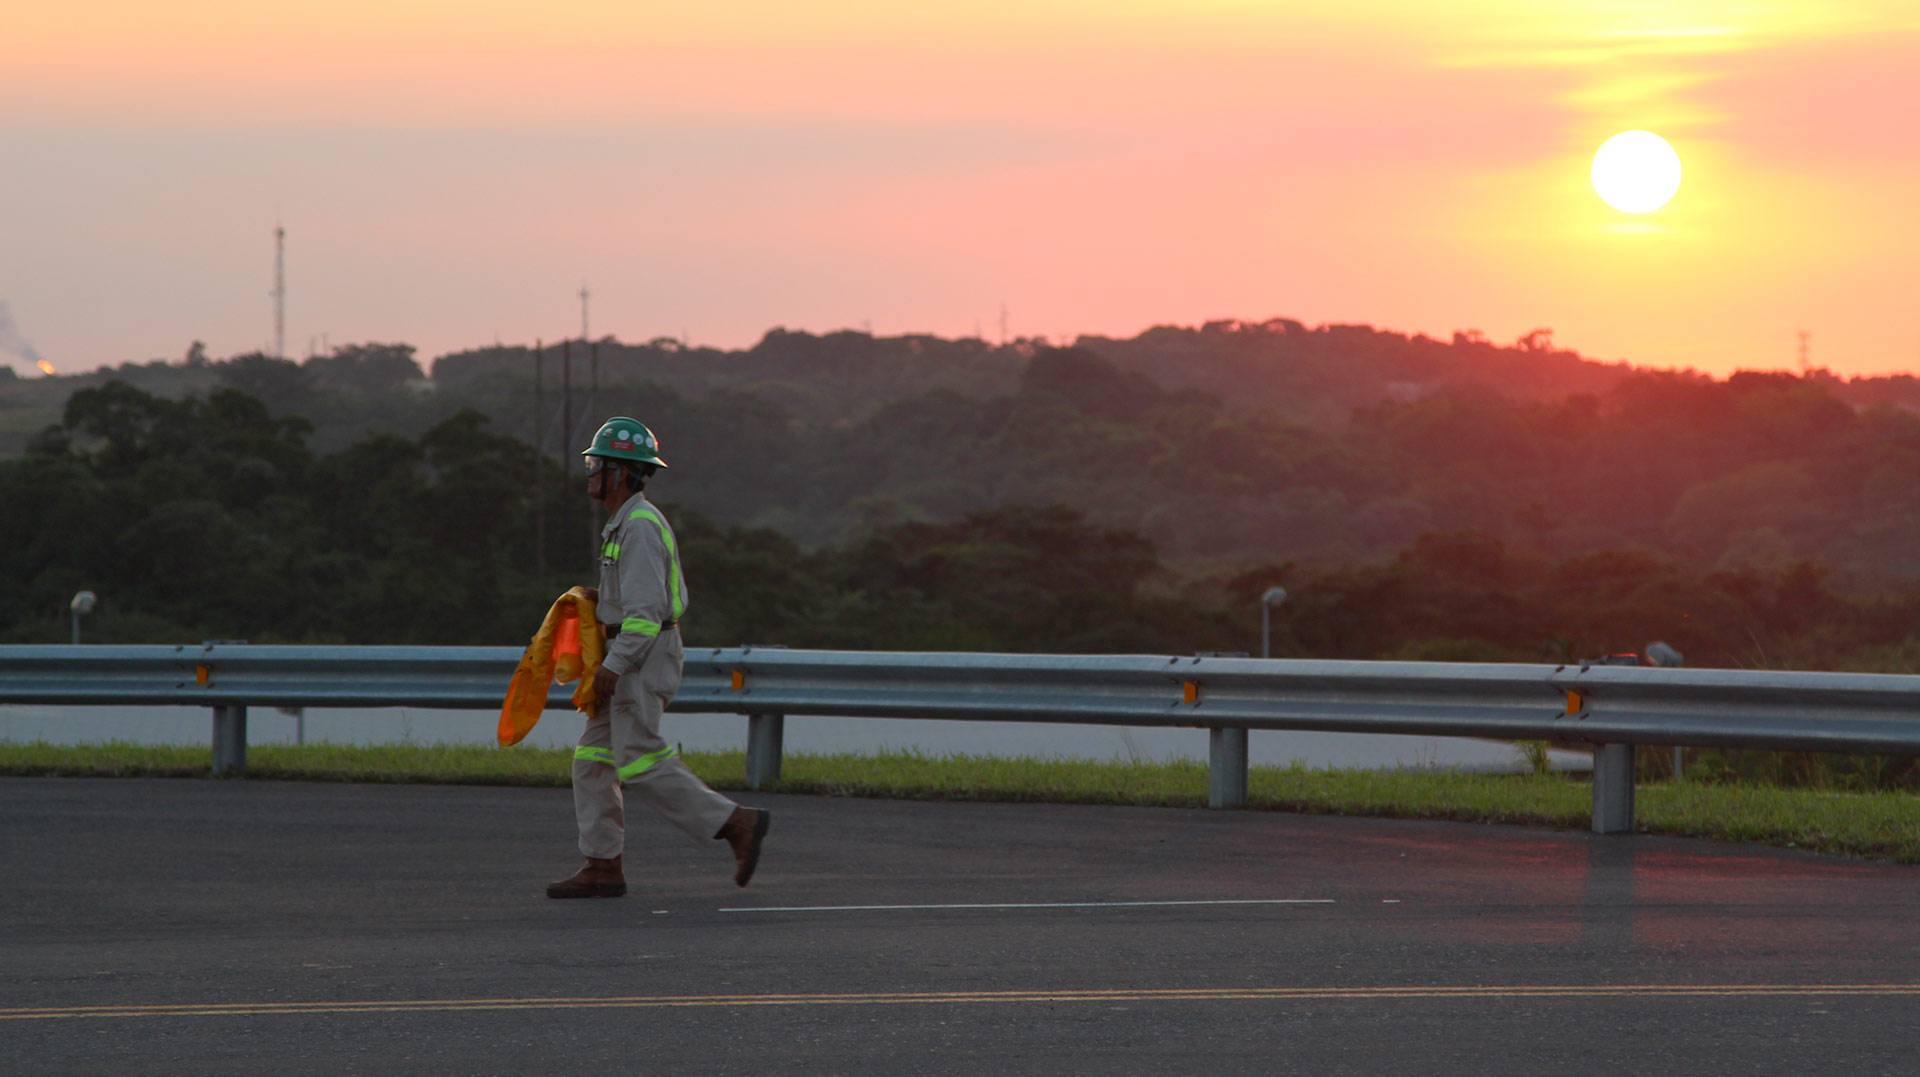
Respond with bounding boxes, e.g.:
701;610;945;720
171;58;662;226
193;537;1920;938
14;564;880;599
7;379;1919;683
12;325;1920;588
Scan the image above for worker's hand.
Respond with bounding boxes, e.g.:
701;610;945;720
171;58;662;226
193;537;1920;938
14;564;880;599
583;588;599;604
593;665;619;702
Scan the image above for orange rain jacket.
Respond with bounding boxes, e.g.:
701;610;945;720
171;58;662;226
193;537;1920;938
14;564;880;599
497;587;606;747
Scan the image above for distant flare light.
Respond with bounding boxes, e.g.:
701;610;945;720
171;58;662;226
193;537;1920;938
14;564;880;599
36;359;55;375
1591;130;1682;214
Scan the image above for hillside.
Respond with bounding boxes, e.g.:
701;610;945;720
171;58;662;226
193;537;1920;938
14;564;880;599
7;322;1920;582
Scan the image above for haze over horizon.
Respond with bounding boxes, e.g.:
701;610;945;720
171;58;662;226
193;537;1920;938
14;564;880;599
0;317;1890;387
5;1;1916;380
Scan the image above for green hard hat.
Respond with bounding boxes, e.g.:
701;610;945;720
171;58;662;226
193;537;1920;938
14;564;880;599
582;416;669;468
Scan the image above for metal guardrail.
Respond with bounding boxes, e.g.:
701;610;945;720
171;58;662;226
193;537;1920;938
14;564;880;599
4;644;1919;834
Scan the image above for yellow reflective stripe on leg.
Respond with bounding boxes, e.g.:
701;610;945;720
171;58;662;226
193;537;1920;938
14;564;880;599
626;507;686;622
617;745;679;781
620;618;662;637
574;746;616;766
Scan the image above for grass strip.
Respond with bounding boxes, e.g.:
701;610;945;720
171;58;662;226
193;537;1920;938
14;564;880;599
3;741;1916;863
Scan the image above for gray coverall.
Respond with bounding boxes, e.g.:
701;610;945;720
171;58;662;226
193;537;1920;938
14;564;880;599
574;495;737;858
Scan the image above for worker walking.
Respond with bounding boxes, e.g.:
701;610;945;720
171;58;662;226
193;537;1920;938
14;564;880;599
547;417;770;899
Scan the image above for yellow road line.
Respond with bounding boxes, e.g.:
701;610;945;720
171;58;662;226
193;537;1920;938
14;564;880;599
5;985;1920;1021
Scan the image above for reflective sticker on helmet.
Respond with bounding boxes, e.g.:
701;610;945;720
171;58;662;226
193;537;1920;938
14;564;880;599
611;440;633;450
615;428;632;440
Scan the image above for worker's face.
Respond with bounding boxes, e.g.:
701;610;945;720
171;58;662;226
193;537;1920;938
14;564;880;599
584;456;611;501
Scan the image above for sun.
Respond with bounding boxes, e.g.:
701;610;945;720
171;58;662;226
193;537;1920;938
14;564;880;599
1591;131;1682;214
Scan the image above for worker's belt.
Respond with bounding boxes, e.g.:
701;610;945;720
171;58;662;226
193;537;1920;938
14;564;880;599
602;620;676;641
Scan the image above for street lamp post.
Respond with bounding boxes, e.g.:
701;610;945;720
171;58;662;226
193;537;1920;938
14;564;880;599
1646;640;1686;779
1260;586;1287;659
69;590;96;644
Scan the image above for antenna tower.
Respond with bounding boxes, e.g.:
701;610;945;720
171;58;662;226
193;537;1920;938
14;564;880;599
579;284;591;342
1797;330;1811;373
272;225;286;359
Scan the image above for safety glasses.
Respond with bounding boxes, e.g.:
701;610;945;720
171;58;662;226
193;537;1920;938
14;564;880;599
583;456;608;476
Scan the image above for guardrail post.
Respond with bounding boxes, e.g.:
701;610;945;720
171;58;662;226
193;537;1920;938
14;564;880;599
1591;743;1635;834
746;713;784;790
1208;726;1248;809
212;705;248;776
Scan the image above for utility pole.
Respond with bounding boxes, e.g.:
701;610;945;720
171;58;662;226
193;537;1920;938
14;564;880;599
561;338;573;501
588;339;601;547
534;338;545;579
271;225;286;359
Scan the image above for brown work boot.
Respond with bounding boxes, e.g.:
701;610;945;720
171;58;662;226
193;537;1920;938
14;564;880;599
545;855;626;899
716;807;771;887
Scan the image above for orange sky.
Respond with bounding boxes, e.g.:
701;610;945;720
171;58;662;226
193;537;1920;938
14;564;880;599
2;1;1916;377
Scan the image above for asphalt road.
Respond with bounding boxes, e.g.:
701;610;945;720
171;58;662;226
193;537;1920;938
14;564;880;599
2;777;1916;1075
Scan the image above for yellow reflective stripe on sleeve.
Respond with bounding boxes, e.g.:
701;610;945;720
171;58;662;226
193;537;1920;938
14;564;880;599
574;746;616;766
616;745;679;781
620;617;662;637
626;507;686;622
602;541;621;560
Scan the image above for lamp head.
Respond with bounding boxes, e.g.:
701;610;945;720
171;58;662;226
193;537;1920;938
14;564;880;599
1645;641;1684;667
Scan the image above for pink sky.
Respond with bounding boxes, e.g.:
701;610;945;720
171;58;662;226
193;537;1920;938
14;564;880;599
3;1;1916;378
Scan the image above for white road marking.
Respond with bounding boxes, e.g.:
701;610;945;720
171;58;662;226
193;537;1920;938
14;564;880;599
719;899;1334;913
15;984;1920;1021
